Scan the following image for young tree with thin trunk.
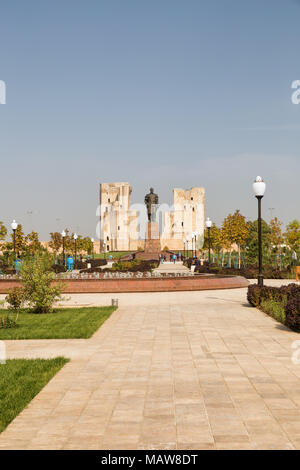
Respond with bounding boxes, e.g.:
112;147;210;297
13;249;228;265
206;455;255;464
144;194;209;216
222;210;250;269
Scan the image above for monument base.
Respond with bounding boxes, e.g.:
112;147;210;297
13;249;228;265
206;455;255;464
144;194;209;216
144;222;161;254
121;221;165;261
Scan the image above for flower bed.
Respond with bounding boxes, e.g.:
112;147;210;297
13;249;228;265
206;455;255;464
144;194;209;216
247;284;300;331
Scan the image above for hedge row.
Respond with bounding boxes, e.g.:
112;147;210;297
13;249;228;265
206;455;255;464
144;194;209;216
248;284;300;331
79;260;159;274
193;264;295;279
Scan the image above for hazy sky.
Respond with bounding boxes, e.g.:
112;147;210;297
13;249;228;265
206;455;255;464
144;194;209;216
0;0;299;239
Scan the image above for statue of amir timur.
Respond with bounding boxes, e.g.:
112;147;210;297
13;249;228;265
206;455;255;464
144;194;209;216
144;187;159;222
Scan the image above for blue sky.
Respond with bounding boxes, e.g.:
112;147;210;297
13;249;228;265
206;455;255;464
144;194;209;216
0;0;299;238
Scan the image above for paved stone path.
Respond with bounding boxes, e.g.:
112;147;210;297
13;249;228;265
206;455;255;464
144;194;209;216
1;283;300;450
154;261;191;274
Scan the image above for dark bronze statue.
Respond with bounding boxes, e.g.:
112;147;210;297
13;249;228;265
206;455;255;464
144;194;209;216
144;187;159;222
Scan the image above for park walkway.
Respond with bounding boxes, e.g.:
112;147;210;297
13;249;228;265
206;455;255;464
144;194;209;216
154;261;190;275
1;283;300;449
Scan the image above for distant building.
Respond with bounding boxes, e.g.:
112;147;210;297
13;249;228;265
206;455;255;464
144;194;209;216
99;182;206;252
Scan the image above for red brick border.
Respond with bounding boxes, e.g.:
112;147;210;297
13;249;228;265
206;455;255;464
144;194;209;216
0;275;249;294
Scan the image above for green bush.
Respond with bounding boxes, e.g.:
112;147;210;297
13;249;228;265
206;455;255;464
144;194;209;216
248;284;300;330
108;260;159;272
21;254;65;313
5;287;25;312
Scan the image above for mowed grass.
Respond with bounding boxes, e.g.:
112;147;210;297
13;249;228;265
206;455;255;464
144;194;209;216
0;358;68;433
0;306;116;339
94;251;133;259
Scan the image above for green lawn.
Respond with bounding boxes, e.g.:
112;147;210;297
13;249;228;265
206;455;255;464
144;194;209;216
0;306;116;340
0;358;68;433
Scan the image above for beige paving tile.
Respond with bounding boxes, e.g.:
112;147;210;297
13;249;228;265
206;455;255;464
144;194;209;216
1;284;300;449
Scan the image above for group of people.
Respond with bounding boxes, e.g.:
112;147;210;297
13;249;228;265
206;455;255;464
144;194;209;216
159;253;183;264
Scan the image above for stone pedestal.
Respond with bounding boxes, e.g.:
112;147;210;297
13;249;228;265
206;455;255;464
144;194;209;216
144;222;161;253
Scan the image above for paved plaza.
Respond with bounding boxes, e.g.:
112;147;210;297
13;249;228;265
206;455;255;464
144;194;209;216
1;281;300;450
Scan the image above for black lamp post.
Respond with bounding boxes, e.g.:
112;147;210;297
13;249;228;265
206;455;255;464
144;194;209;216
74;233;78;265
253;176;266;286
186;236;190;258
11;220;18;260
91;238;95;259
191;233;194;259
206;217;212;268
61;230;66;266
193;231;198;258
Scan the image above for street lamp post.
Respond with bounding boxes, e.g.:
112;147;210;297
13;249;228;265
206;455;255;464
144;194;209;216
253;176;266;287
11;220;18;259
191;232;194;259
186;236;189;258
91;238;95;259
194;230;198;258
206;217;212;268
102;242;106;259
74;233;78;265
61;230;66;266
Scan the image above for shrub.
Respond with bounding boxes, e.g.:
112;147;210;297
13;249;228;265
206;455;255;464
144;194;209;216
5;287;26;325
0;266;15;275
51;264;67;274
248;283;300;330
247;284;262;307
74;260;86;270
6;287;25;312
110;260;159;272
194;264;294;279
285;296;300;331
88;259;107;267
21;254;65;313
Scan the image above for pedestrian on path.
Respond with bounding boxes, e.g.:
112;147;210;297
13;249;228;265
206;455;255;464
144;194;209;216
67;254;74;272
14;256;22;274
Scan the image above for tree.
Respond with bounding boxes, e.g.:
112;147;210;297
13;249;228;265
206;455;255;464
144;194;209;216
20;253;64;313
222;210;250;268
49;232;62;253
82;237;93;255
25;231;43;254
269;217;283;268
203;223;224;253
284;220;300;252
246;219;271;265
269;217;283;248
0;221;7;242
0;221;7;255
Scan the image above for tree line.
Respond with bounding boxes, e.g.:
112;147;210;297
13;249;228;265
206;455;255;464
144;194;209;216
202;211;300;267
0;223;94;258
